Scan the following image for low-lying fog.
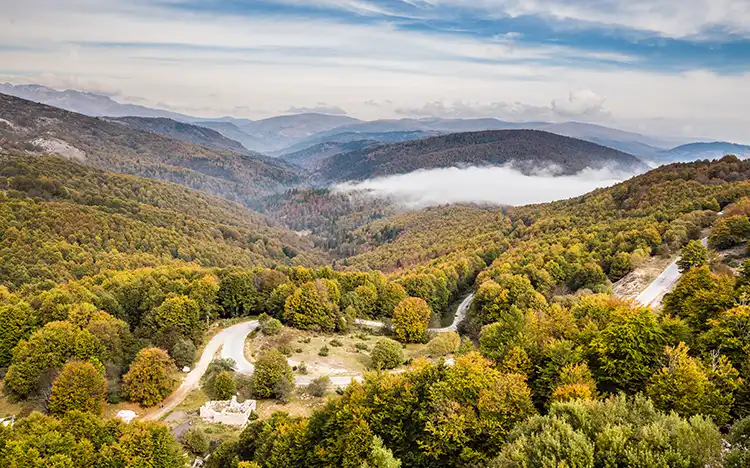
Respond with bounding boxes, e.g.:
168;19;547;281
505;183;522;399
334;165;627;209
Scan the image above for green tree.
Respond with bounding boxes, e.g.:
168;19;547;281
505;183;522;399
663;266;735;331
425;332;461;357
370;338;404;370
677;239;709;273
479;307;527;363
252;349;293;399
122;347;176;407
4;321;79;398
392;297;431;343
214;370;238;400
49;361;108;416
283;279;340;332
550;363;597;403
218;269;259;318
0;301;37;368
182;427;210;455
144;294;202;348
699;305;750;367
361;436;402;468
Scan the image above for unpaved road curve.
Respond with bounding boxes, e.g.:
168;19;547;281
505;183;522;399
143;294;475;421
355;293;475;332
634;238;708;307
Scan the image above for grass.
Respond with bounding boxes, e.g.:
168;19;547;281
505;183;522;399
255;393;326;419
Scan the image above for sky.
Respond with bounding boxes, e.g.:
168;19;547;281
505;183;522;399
1;0;749;142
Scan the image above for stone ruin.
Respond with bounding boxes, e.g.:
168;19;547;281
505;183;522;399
199;396;256;427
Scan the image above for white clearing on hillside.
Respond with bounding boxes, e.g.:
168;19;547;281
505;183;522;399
0;118;22;131
31;138;86;161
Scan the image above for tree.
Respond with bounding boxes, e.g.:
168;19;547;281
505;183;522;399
0;301;36;368
4;321;79;398
646;342;741;426
361;437;402;468
392;297;431;343
252;349;293;399
122;348;176;407
479;308;527;363
107;420;187;467
726;416;750;468
214;371;238;400
425;332;461;357
589;307;670;393
493;396;722;468
306;376;331;397
550;363;597;403
144;294;202;349
677;240;709;273
182;427;210;455
218;269;260;318
662;266;735;331
283;280;340;332
171;338;196;368
49;361;108;416
370;338;404;370
699;305;750;367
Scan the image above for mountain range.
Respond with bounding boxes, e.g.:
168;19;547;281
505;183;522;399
315;130;650;182
0;93;299;203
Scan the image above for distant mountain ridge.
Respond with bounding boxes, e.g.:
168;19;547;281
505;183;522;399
316;129;650;182
109;116;252;155
654;141;750;163
0;92;300;203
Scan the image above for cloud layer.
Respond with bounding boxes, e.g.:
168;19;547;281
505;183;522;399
334;165;624;209
1;0;748;141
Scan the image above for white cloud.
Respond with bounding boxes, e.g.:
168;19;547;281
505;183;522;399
551;89;609;118
0;0;748;142
334;165;624;209
284;104;349;115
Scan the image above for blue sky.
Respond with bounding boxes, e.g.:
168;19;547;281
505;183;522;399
1;0;749;141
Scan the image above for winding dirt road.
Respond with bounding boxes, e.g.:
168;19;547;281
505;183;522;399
634;238;708;307
143;294;475;421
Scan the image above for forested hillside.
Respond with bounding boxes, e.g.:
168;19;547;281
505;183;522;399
316;129;650;181
0;153;321;290
109;116;252;155
0;93;300;202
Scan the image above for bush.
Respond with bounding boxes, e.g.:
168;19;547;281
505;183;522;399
318;345;329;357
726;416;750;468
171;339;197;368
213;371;237;400
425;332;461;357
371;338;404;370
252;349;293;399
299;336;312;344
355;332;370;341
355;342;369;351
261;318;282;336
274;378;295;404
182;427;210;455
277;346;293;356
306;376;331;397
329;338;343;347
296;361;308;375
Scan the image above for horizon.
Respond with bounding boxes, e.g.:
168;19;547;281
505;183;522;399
2;0;749;143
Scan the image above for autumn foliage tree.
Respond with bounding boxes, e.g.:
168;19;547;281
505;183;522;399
251;349;293;399
677;240;708;273
123;347;176;407
392;297;431;343
49;361;108;416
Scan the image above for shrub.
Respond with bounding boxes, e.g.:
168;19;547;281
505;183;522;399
355;342;369;351
727;416;750;468
306;376;331;397
329;338;343;347
182;427;210;455
274;378;295;404
261;318;282;336
371;338;404;370
425;332;461;357
299;337;312;344
213;371;237;400
277;346;293;356
318;345;329;357
252;349;293;399
296;361;308;375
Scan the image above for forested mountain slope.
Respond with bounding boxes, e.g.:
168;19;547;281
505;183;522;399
0;93;300;202
109;116;252;155
0;154;321;289
316;129;649;181
343;156;750;276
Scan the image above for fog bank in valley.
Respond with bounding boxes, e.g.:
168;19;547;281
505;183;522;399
334;165;627;209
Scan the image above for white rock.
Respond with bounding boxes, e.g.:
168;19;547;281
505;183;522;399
116;410;137;424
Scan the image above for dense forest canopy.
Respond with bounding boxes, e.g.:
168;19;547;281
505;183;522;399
3;135;750;466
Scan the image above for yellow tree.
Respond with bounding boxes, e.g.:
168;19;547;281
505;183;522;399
392;297;432;343
49;360;108;416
